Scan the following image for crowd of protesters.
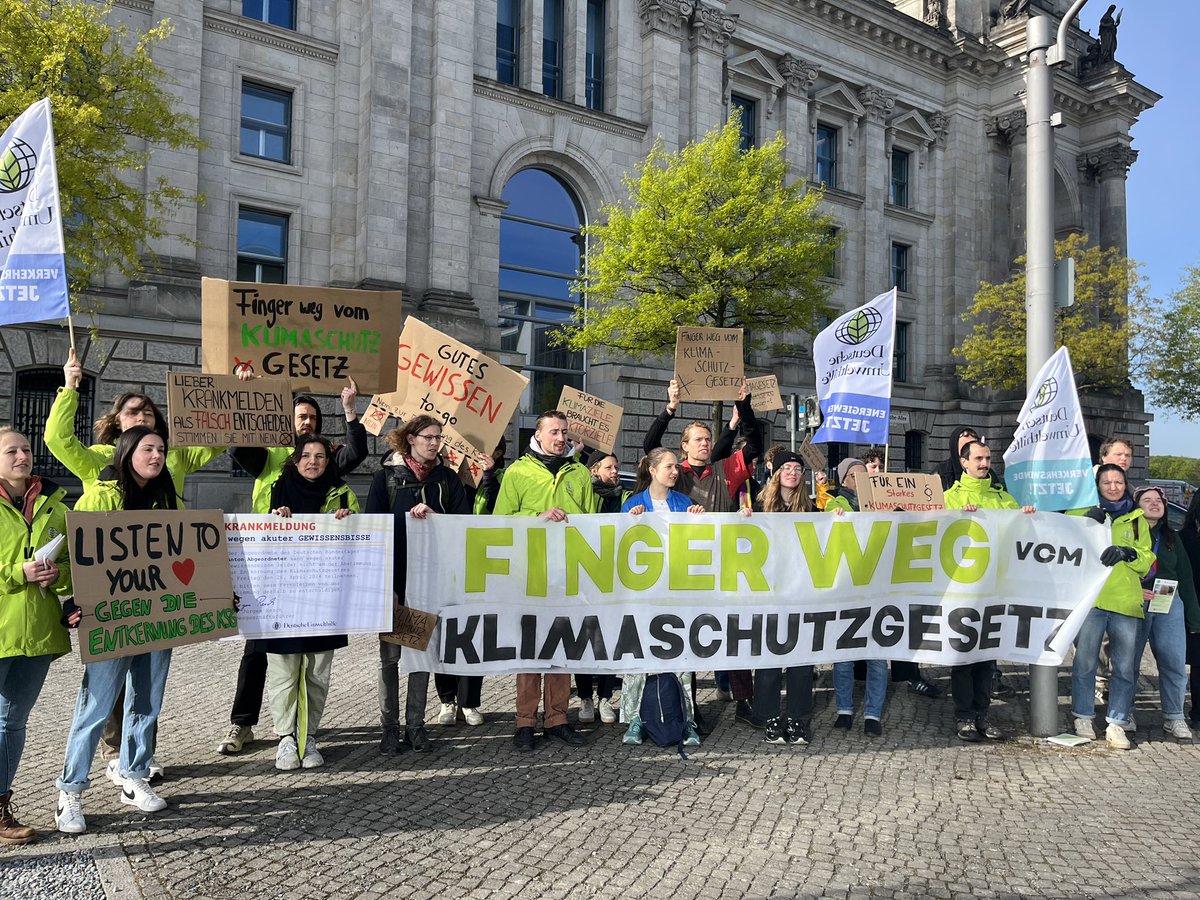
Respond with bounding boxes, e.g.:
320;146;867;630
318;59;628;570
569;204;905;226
1;356;1196;846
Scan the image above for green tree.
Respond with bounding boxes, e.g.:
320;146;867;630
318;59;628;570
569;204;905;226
556;114;837;365
0;0;201;300
1143;266;1200;419
1148;456;1200;485
955;233;1155;392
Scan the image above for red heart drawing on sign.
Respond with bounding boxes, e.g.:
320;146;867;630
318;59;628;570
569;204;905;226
172;559;196;585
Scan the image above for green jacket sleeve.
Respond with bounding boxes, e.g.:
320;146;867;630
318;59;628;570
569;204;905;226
44;387;107;486
1120;513;1154;579
168;445;226;477
493;467;532;516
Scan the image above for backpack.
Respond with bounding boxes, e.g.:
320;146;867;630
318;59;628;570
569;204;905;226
639;673;690;757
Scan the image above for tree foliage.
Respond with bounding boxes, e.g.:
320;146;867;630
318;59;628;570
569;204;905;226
1143;266;1200;419
1148;455;1200;486
555;114;837;358
0;0;201;299
955;233;1154;392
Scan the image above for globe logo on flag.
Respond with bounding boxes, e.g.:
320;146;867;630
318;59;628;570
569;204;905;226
835;307;882;346
1033;377;1059;408
0;138;37;193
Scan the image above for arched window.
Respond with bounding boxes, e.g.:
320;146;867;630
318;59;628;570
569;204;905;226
13;367;95;481
498;168;586;438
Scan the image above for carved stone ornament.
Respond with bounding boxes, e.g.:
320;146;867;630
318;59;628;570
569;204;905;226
690;4;737;52
1077;144;1139;179
928;111;950;139
985;110;1027;145
638;0;696;38
924;0;948;30
857;85;895;123
777;55;819;96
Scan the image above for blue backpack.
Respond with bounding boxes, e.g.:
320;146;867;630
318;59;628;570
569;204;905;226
639;673;690;757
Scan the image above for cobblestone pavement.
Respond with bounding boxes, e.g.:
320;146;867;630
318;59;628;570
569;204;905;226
3;637;1200;899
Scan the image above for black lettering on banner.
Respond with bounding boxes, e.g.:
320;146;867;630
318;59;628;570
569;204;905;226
946;607;980;652
979;604;1004;650
538;615;606;661
804;610;837;651
835;607;870;650
689;614;721;658
765;613;801;654
649;615;685;659
1042;607;1071;651
725;613;763;657
482;613;516;661
520;614;538;659
872;606;904;647
613;614;645;660
443;615;480;665
1006;604;1044;649
908;604;942;650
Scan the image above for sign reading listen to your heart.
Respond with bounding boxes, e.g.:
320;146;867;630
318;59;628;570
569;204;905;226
67;509;238;663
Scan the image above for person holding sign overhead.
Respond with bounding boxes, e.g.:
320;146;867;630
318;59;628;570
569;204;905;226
0;428;73;845
55;426;179;834
495;410;599;751
257;434;359;771
1129;486;1195;741
217;378;367;757
365;415;470;755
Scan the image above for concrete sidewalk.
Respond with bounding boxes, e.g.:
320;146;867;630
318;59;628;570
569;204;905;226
3;636;1198;899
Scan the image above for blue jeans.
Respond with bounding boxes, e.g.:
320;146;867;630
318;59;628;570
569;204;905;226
1071;607;1139;725
1132;595;1188;720
0;654;55;794
57;649;172;793
833;659;887;720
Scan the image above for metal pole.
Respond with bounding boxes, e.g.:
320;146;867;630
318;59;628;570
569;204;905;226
1025;0;1088;737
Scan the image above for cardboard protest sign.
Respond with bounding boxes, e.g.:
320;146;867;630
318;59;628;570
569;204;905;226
746;374;784;411
67;510;237;663
674;326;745;402
799;434;827;472
362;395;393;436
391;317;528;454
167;372;291;448
380;601;439;651
858;473;945;512
557;387;623;454
438;423;482;488
201;278;402;395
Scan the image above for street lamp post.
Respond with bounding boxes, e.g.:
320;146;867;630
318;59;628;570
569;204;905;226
1025;0;1089;738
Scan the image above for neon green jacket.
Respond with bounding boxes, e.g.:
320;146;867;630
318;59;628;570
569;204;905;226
1068;506;1153;618
74;479;185;512
0;478;72;659
494;455;599;516
943;473;1020;510
44;387;223;500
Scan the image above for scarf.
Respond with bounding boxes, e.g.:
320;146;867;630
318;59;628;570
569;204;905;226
404;454;436;483
1098;494;1134;518
270;463;345;514
528;436;569;476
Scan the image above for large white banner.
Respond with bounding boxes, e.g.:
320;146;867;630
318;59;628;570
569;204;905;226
225;513;393;638
1003;346;1098;511
400;510;1114;675
0;98;69;325
811;288;896;444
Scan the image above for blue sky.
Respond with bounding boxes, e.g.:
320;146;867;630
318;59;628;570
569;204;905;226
1097;2;1200;455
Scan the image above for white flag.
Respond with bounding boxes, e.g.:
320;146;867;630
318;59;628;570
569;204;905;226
811;288;896;444
1002;346;1097;511
0;98;69;326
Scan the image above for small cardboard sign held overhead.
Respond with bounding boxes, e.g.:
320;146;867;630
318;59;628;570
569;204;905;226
746;374;784;411
858;472;945;512
674;326;745;402
799;434;827;472
557;386;624;454
201;278;402;395
167;372;292;448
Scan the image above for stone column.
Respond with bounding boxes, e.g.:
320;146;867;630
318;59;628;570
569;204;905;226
857;85;895;290
423;0;478;312
986;110;1026;268
777;55;818;182
1087;145;1138;255
688;3;737;141
638;0;694;152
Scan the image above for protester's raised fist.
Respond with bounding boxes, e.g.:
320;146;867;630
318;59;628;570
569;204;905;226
667;378;681;412
738;378;751;403
63;349;82;390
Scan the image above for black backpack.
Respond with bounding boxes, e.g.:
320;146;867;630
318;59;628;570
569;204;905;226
639;673;690;757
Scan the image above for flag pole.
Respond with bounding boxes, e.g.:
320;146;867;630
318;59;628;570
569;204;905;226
67;315;75;352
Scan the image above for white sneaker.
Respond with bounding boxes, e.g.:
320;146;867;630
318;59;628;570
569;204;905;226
1105;722;1131;750
217;724;253;755
437;702;457;725
275;735;300;771
301;739;324;769
121;777;167;813
1073;717;1096;740
1165;719;1194;741
55;790;86;834
105;759;124;787
599;698;617;724
462;707;484;726
578;698;596;723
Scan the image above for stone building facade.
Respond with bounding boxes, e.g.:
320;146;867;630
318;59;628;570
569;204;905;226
0;0;1159;506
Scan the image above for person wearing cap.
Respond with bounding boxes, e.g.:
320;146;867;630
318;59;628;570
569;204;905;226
1129;486;1196;741
943;440;1035;743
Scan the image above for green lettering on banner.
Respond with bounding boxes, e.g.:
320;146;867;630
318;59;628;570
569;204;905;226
618;525;662;591
939;519;990;584
668;523;715;591
465;528;513;592
794;520;890;588
566;525;615;595
720;524;770;592
892;521;937;584
526;528;548;597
